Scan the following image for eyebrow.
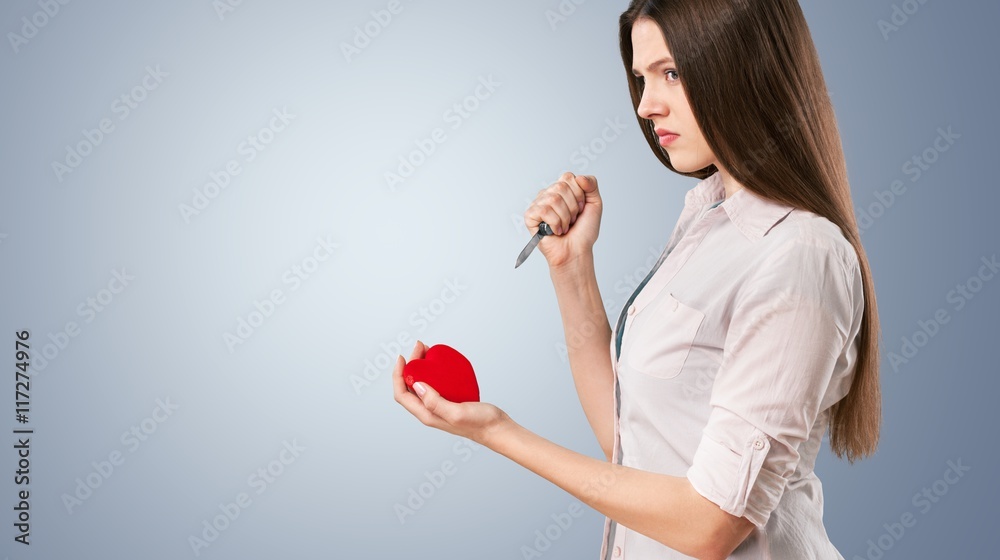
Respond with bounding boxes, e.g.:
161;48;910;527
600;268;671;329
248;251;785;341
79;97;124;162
632;57;674;76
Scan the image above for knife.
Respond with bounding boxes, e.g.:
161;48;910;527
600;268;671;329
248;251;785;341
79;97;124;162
514;222;555;269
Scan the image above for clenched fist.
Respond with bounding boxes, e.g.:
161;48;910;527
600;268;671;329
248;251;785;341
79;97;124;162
523;171;603;269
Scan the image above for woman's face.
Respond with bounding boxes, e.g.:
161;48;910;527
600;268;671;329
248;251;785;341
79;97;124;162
631;17;717;173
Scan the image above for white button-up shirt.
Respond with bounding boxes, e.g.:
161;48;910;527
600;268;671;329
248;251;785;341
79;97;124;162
600;172;864;559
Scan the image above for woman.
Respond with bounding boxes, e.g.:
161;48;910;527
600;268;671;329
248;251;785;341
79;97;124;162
393;0;881;558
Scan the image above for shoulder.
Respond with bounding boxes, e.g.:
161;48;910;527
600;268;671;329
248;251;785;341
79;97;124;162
733;209;865;345
759;208;860;281
740;208;863;324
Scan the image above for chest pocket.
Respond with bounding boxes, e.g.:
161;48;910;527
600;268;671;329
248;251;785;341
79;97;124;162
625;292;705;379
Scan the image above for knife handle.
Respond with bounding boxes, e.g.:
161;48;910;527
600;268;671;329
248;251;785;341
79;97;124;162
538;222;554;236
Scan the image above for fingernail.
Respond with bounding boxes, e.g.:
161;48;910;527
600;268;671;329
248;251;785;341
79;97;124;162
413;382;426;397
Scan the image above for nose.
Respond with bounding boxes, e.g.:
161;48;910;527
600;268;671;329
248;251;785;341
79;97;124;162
637;83;667;121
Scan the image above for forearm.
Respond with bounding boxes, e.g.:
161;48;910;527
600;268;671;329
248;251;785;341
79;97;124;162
549;252;615;460
483;417;741;560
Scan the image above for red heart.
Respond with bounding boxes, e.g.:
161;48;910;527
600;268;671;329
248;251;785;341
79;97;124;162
403;344;480;403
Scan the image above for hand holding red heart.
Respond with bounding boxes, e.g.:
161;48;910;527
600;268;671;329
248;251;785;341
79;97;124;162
393;340;510;445
403;343;480;402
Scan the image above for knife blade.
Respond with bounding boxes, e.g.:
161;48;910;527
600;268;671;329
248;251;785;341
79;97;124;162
514;222;554;269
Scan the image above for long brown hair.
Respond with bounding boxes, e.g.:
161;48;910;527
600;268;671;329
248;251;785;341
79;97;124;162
619;0;881;462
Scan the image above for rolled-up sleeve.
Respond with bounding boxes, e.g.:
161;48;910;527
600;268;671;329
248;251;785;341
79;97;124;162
686;236;860;528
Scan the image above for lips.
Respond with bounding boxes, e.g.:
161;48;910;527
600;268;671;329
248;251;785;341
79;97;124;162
655;128;679;146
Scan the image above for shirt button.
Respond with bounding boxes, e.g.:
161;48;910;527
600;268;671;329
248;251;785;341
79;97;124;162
614;545;622;557
628;304;636;315
753;438;765;450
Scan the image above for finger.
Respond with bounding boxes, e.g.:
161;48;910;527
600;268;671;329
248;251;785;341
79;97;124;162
409;339;425;361
558;170;577;186
537;190;573;235
576;174;600;200
397;384;450;429
565;175;590;206
393;358;445;424
523;210;540;232
525;183;560;230
552;181;583;225
525;202;565;237
392;354;413;400
558;171;587;207
414;382;458;424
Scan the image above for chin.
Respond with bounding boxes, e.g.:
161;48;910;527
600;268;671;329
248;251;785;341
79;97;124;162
667;152;712;174
667;156;698;173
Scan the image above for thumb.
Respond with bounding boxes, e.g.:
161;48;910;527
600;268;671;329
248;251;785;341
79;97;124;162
577;175;599;195
413;380;433;399
414;382;452;417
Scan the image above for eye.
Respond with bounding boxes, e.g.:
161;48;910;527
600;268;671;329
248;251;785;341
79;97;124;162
665;69;679;82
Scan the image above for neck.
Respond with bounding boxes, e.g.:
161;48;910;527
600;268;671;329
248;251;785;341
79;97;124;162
716;166;745;200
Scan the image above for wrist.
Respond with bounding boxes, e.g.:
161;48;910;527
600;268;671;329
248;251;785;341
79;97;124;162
549;250;595;278
477;411;518;450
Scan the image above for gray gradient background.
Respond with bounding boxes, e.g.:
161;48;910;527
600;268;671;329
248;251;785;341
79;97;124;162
1;1;997;559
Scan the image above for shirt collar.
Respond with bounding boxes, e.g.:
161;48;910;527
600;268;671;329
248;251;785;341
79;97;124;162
684;172;796;241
